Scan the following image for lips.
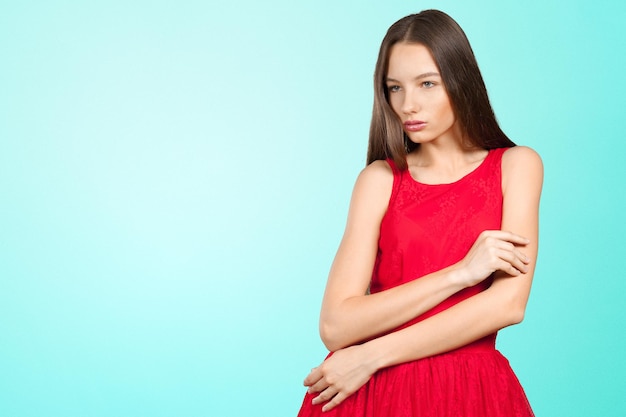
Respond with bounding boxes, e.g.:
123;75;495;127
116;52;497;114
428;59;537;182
403;120;427;132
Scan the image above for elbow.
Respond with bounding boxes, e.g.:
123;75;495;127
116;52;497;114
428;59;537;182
490;282;530;327
503;295;528;326
319;323;341;352
319;320;349;352
508;306;525;325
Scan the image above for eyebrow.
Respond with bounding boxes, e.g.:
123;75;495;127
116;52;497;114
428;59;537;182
386;72;440;83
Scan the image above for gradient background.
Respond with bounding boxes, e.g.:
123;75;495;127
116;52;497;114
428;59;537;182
1;1;625;416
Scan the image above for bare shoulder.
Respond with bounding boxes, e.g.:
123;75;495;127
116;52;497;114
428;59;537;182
349;159;394;216
357;159;394;187
502;146;543;172
501;146;544;192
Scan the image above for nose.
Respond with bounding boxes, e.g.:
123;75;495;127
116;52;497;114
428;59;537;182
401;90;419;115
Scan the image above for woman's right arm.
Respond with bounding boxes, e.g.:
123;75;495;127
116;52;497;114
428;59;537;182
318;160;527;352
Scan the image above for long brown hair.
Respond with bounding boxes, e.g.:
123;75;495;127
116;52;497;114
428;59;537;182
367;10;515;170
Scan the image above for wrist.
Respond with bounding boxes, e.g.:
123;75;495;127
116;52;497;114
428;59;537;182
362;337;391;371
448;263;471;290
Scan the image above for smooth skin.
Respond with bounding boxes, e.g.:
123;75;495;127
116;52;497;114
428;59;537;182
303;43;544;412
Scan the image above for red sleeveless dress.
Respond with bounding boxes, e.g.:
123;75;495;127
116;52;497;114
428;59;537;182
297;147;534;416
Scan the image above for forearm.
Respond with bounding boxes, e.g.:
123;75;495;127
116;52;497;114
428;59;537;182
321;147;541;353
361;148;544;368
305;148;543;413
364;280;523;370
320;262;467;351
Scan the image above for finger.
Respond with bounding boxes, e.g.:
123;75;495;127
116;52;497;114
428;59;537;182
484;230;530;245
505;263;521;276
322;391;348;412
511;258;528;274
308;377;330;394
495;240;516;252
303;367;322;386
496;250;527;275
484;237;523;255
500;251;528;275
493;241;530;265
498;259;521;276
312;387;337;405
514;249;530;264
501;230;530;245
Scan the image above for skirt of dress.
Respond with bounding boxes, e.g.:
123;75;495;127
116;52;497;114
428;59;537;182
297;345;534;417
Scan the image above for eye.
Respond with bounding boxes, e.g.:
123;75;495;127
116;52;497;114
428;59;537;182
387;85;401;93
422;81;436;88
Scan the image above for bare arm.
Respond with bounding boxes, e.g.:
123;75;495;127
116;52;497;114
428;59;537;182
371;146;542;363
306;146;543;411
318;159;528;351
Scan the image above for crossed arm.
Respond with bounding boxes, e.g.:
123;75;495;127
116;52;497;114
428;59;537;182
304;146;544;412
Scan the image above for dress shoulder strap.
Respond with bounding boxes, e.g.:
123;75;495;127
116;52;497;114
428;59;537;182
491;146;512;165
484;147;512;188
490;146;510;161
385;158;403;207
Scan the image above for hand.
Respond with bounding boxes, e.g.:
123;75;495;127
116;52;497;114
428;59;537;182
303;344;377;412
457;230;530;287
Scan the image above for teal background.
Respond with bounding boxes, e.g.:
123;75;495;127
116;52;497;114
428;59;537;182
1;1;625;416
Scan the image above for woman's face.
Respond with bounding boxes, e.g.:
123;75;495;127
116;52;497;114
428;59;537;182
386;42;458;145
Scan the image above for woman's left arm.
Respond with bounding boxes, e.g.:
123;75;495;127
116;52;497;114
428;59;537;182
304;146;543;411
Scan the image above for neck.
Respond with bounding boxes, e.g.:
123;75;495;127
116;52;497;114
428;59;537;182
410;128;479;167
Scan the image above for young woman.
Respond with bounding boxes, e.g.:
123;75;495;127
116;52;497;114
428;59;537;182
297;10;543;417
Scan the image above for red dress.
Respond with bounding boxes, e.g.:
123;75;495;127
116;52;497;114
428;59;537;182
297;147;534;416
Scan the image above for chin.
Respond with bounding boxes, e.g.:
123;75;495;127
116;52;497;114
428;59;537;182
406;135;435;145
